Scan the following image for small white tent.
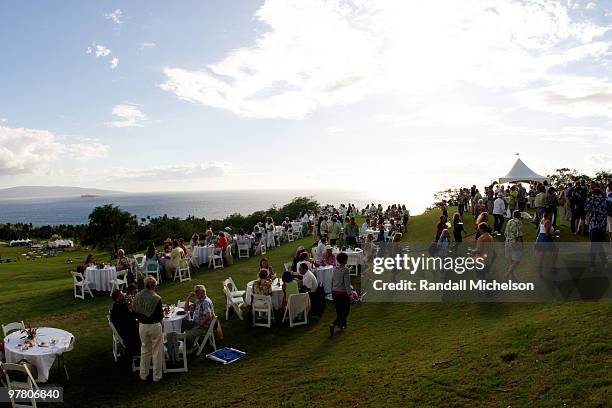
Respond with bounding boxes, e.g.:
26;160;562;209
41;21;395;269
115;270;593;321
499;158;547;184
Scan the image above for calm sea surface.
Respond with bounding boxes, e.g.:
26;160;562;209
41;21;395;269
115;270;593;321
0;190;420;226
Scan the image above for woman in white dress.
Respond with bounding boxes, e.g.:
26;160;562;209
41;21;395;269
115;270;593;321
266;217;276;248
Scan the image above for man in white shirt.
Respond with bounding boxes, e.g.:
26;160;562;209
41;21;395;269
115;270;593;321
492;194;506;234
361;218;370;235
298;262;318;293
315;237;327;261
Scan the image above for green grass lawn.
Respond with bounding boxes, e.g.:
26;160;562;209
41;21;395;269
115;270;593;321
0;210;611;407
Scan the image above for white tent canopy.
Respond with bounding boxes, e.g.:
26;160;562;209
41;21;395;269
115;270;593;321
499;158;548;184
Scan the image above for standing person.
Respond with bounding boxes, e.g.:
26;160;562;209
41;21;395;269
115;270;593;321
329;252;351;335
607;181;612;257
435;215;447;242
535;209;559;275
508;186;518;215
572;180;588;235
564;183;573;223
547;186;559;229
534;184;547;226
344;217;359;247
585;186;609;270
492;194;506;234
504;211;524;280
473;223;496;280
265;217;276;248
440;200;448;221
452;213;465;244
517;183;527;212
327;215;342;246
132;276;164;382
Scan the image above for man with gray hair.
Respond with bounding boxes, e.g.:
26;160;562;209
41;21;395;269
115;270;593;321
131;276;163;382
181;284;215;350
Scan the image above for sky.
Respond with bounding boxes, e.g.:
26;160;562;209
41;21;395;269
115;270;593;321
0;0;611;209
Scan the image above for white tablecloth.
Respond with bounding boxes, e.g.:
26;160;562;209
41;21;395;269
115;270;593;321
4;327;74;382
314;266;334;300
333;248;365;265
191;246;214;266
163;307;186;334
85;266;117;292
245;279;285;310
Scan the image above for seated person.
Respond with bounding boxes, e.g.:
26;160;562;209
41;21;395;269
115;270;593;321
315;237;328;261
110;290;140;356
145;243;160;273
253;269;272;297
116;249;134;283
181;285;214;350
297;262;318;294
217;231;229;255
336;231;346;248
189;234;200;248
318;245;337;267
163;239;184;280
178;238;190;257
78;253;95;273
125;283;138;310
259;258;275;281
291;246;307;272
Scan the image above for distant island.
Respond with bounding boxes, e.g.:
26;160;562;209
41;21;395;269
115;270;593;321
0;186;123;200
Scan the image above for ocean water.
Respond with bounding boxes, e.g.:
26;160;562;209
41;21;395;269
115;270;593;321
0;190;418;226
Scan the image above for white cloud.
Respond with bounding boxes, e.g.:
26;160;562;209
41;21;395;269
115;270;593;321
0;118;7;123
587;154;612;166
140;42;156;49
104;9;123;25
515;75;612;121
585;2;596;10
108;104;147;128
86;42;118;69
106;162;232;182
160;0;611;119
0;126;64;175
68;142;110;160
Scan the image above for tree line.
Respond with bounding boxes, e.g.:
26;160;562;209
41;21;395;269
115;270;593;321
1;196;320;255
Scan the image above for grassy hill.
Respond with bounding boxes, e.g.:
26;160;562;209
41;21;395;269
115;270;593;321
0;209;610;407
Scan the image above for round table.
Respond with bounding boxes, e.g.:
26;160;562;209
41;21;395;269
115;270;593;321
191;246;214;266
314;265;334;300
245;279;294;310
84;266;117;292
4;327;74;382
163;307;187;334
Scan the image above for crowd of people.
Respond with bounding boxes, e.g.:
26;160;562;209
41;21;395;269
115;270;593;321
433;179;612;283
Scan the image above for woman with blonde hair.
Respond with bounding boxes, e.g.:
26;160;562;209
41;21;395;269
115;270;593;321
474;212;489;240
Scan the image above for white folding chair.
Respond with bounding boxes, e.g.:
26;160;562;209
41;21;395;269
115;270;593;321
347;256;359;277
259;243;267;255
144;260;161;283
223;277;245;298
208;249;224;269
109;270;128;295
1;362;39;408
286;228;294;242
2;321;25;337
133;254;146;282
237;243;250;258
223;286;244;320
194;316;218;356
71;271;93;300
282;293;310;327
173;259;191;282
164;332;188;373
284;262;293;273
176;300;185;308
252;294;273;328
